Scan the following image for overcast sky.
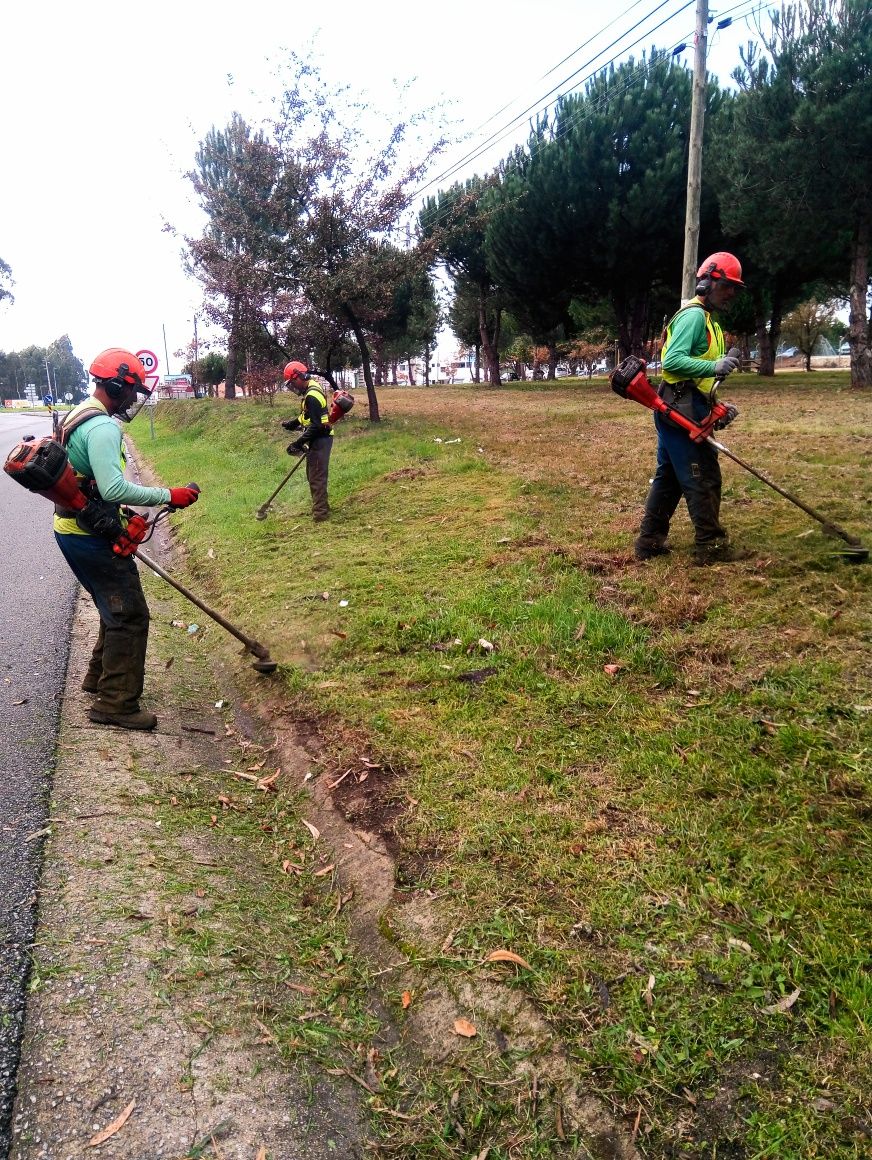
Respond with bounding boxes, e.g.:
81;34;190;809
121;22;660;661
0;0;761;376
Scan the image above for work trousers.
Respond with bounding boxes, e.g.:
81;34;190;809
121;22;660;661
306;437;333;521
55;532;150;714
637;412;726;551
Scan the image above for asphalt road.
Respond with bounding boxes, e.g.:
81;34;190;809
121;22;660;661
0;415;78;1156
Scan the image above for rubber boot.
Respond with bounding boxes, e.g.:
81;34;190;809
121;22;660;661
88;706;158;730
81;622;105;693
88;624;155;729
307;439;332;522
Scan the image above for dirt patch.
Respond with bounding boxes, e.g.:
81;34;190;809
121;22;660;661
383;466;430;482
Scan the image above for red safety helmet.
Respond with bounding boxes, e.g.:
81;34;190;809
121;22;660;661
283;360;308;383
89;348;149;397
696;252;745;288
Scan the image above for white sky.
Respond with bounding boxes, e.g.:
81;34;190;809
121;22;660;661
0;0;762;377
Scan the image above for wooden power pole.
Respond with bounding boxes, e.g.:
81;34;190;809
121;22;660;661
681;0;709;302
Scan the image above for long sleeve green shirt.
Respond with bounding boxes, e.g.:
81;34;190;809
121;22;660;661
54;399;170;535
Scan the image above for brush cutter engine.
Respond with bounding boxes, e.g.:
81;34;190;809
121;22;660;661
5;434;136;546
610;357;732;443
328;388;354;425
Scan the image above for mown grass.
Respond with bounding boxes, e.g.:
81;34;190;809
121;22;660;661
135;376;871;1158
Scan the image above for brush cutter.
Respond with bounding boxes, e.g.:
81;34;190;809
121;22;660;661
117;490;279;672
255;451;308;521
611;356;869;563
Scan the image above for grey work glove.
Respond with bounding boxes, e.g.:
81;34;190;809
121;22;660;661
714;402;739;430
713;353;741;379
281;417;301;432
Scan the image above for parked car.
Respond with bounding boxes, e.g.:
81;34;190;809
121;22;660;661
839;341;850;355
778;346;799;357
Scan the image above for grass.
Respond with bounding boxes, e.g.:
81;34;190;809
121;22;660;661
133;375;871;1157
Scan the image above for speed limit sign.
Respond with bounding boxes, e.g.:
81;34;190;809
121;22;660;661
136;349;159;375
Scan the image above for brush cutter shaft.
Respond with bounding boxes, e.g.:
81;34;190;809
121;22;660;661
257;453;307;517
134;548;271;660
707;439;863;548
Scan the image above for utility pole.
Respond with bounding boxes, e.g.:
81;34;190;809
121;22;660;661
681;0;709;303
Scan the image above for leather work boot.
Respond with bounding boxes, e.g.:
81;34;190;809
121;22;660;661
88;706;158;731
82;622;106;693
634;540;671;562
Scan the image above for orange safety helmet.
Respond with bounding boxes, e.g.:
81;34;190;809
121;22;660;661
696;252;745;289
283;360;309;383
90;348;149;397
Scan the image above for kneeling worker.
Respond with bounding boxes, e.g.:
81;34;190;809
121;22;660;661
280;361;333;522
54;348;200;731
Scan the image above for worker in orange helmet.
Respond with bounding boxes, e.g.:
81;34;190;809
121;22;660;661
634;252;747;566
54;348;200;730
280;361;334;522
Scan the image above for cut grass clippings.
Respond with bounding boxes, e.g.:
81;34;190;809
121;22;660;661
134;377;871;1158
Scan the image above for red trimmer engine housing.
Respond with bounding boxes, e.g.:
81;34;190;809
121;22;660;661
3;435;87;511
610;356;730;443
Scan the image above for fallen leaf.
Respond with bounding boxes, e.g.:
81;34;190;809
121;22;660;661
641;974;656;1009
301;820;320;841
12;698;28;706
603;663;623;675
728;937;754;954
453;1018;477;1038
401;990;412;1009
87;1099;135;1146
476;638;495;652
256;1147;268;1160
257;769;281;791
574;621;587;641
247;759;267;772
760;987;800;1015
331;629;348;640
285;982;316;995
484;949;533;970
313;863;335;877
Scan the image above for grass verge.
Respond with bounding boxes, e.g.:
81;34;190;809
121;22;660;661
134;377;871;1158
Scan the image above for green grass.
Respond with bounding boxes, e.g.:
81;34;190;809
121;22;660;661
133;383;871;1158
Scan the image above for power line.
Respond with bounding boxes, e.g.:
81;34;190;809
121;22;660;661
415;0;695;200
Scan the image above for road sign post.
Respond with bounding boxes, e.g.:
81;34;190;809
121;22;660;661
136;350;159;440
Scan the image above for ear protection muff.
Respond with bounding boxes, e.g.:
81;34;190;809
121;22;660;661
103;371;132;400
695;262;717;297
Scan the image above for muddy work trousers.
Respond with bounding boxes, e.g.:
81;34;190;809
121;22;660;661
636;413;726;552
55;532;150;715
305;436;333;521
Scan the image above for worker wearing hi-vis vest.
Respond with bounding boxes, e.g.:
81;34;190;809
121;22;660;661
634;252;745;566
280;361;334;522
55;348;200;731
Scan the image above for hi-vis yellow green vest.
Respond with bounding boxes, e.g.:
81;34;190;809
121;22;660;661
299;380;334;436
660;300;726;398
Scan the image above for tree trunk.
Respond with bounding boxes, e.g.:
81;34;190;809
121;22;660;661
343;302;380;421
848;211;872;389
224;295;241;398
424;344;430;387
547;343;558;379
407;358;416;386
474;344;481;384
478;294;501;386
